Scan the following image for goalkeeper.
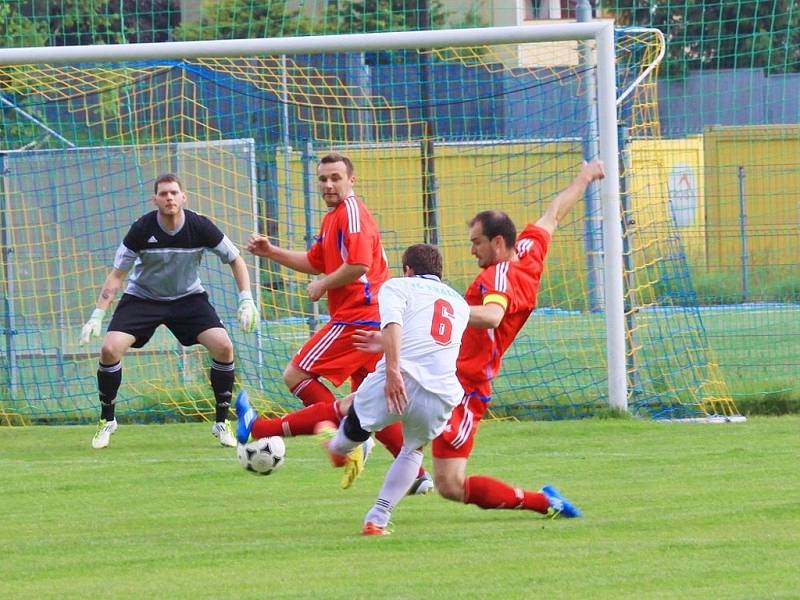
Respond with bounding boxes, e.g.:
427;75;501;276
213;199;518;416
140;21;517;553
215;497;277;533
79;173;259;449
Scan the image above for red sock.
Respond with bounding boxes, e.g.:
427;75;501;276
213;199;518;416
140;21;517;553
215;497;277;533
349;368;369;392
374;422;427;478
374;422;404;457
291;378;336;407
252;401;341;438
463;475;549;513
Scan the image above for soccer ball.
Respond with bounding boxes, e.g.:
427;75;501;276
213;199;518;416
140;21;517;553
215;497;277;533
237;437;286;476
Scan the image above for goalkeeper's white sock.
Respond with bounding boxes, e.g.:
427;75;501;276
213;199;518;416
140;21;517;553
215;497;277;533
364;447;423;527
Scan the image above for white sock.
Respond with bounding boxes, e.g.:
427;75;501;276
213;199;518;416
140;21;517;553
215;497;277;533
364;447;423;527
329;417;361;456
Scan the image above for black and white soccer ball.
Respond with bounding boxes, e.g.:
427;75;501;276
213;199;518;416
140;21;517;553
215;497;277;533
237;437;286;475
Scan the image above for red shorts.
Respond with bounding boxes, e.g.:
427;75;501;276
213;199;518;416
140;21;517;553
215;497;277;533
291;322;381;389
431;390;490;460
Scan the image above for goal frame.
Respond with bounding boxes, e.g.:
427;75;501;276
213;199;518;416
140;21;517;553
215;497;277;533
0;23;627;411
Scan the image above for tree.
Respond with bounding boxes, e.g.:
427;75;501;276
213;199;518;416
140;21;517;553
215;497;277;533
173;0;317;40
118;0;180;43
333;0;448;34
607;1;800;76
3;1;179;47
0;2;49;48
21;0;126;45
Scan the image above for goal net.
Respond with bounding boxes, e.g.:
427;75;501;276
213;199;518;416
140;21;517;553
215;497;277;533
0;24;741;424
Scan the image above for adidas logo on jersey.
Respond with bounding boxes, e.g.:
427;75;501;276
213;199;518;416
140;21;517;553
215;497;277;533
147;236;158;243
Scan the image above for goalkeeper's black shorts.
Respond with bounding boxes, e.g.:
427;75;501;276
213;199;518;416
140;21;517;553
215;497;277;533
107;292;225;348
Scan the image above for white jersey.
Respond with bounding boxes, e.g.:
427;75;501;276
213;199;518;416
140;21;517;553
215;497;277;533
376;275;470;397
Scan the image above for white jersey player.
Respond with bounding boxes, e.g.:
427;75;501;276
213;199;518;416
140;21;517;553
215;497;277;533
320;243;470;535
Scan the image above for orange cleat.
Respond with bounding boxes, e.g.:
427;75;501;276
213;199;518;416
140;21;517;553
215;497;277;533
362;521;390;536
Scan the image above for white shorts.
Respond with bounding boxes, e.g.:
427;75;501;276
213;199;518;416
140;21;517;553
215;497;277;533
354;367;462;451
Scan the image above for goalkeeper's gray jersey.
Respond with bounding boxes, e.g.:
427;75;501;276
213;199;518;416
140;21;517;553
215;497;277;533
113;209;240;301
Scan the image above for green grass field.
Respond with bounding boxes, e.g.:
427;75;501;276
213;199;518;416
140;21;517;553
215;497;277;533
3;417;799;599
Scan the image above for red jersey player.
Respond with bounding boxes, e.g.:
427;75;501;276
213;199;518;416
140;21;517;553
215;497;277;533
431;159;605;517
353;159;605;517
247;153;389;394
239;153;430;491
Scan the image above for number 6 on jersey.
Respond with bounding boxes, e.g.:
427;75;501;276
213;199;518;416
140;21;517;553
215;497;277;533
430;298;455;345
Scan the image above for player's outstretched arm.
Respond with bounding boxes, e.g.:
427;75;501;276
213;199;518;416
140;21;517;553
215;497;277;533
535;159;605;236
468;303;505;329
246;233;319;275
229;256;259;333
79;268;126;344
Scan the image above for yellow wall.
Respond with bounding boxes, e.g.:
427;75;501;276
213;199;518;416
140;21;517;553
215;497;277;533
703;125;800;272
273;139;710;307
268;129;795;313
627;137;706;267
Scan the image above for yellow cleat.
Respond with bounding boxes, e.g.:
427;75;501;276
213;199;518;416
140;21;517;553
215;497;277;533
314;420;367;489
340;443;365;489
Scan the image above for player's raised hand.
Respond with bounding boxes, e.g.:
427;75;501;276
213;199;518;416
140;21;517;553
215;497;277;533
353;329;383;354
237;291;259;333
79;308;105;344
581;159;605;183
246;233;274;257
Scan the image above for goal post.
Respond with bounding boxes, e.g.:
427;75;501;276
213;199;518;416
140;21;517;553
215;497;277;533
0;23;740;424
0;23;618;65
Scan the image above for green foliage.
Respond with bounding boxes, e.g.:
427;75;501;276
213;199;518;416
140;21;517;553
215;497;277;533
736;392;800;416
0;109;45;150
758;268;800;302
117;0;180;43
608;0;800;76
1;0;178;47
686;269;744;305
21;0;127;45
173;0;485;41
688;266;800;305
448;0;488;29
0;2;49;47
174;0;317;40
0;3;47;148
335;0;448;33
592;406;634;419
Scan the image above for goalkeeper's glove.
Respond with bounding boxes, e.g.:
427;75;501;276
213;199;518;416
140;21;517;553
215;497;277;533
79;308;105;345
237;290;259;333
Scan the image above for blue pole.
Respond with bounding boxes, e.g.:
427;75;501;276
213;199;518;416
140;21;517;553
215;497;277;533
577;0;604;312
302;142;318;333
738;166;749;302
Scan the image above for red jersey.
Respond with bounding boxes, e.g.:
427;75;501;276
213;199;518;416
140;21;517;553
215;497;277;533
456;223;551;392
306;195;389;323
